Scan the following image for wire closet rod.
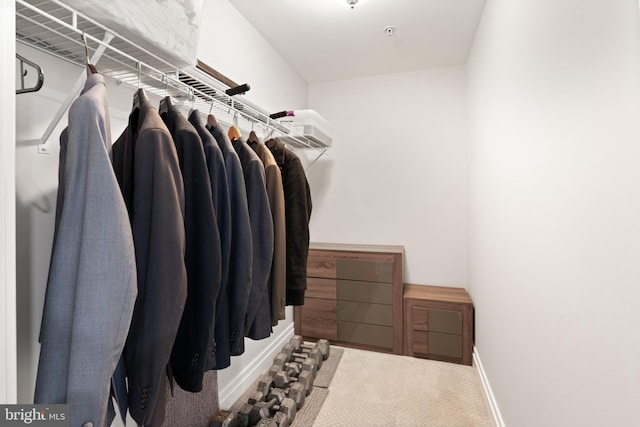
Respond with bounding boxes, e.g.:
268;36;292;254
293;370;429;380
15;0;325;153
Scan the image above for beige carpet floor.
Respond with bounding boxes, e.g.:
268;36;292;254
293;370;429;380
312;346;495;427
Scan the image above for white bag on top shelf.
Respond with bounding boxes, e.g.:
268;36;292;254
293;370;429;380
60;0;203;69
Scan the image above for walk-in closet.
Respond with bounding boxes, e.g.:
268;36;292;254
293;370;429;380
3;1;640;426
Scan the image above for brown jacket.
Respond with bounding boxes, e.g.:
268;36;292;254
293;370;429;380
266;138;312;306
248;137;286;325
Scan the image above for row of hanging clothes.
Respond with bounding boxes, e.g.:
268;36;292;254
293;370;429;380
34;63;312;427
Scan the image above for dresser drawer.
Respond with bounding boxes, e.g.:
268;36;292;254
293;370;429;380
413;331;463;359
336;259;393;283
337;279;392;304
300;298;337;340
307;253;337;278
428;309;462;335
306;277;337;300
297;243;405;355
338;321;394;349
412;306;429;331
403;284;474;365
412;307;462;334
337;301;393;326
413;330;428;354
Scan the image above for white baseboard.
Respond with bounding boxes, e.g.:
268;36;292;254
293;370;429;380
473;346;506;427
218;323;295;409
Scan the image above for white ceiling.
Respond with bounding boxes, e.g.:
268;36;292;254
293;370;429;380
228;0;487;83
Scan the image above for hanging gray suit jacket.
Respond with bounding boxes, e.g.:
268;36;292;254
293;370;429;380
34;73;138;427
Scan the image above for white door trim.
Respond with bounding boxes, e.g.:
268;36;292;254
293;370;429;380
1;0;18;404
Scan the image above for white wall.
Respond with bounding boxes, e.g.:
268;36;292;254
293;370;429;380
14;0;308;416
467;0;640;425
197;0;308;113
308;67;468;286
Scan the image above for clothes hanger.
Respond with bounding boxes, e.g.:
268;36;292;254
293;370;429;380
228;125;241;141
228;112;241;140
82;32;98;75
158;95;173;115
188;88;197;117
247;122;260;145
15;54;44;95
206;101;219;129
264;127;276;142
247;131;260;144
132;61;147;111
159;74;173;115
264;125;278;148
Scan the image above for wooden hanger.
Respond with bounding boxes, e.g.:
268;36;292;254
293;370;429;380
228;125;241;141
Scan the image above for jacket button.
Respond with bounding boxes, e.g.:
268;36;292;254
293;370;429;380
190;353;199;370
82;422;93;427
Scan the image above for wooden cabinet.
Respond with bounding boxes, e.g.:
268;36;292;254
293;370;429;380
403;284;474;366
294;243;404;354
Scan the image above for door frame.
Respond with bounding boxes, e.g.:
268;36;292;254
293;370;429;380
1;0;18;404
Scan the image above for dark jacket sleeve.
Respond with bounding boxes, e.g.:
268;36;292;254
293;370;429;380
225;155;255;355
209;126;253;360
243;156;274;340
208;147;232;368
191;117;232;370
125;126;187;426
169;125;221;392
283;152;312;305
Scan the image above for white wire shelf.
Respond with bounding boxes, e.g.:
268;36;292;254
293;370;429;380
16;0;327;151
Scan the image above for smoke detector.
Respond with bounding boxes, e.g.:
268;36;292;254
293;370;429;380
338;0;370;9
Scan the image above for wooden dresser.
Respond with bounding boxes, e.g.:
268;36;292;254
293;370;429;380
403;284;474;365
294;243;404;354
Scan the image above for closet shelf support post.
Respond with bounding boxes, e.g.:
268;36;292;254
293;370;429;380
37;32;114;154
308;148;327;168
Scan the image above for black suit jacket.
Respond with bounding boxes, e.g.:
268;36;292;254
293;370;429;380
208;125;253;359
188;111;232;370
162;104;221;391
266;138;313;305
112;97;187;427
233;138;274;340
